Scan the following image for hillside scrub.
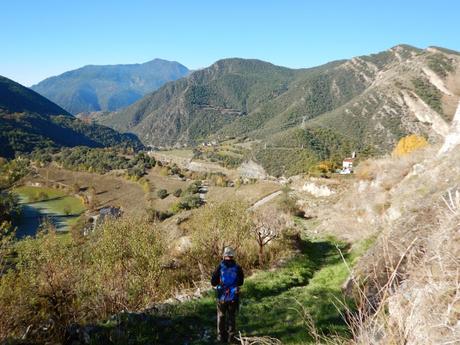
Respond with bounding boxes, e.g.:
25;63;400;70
31;147;156;177
412;77;444;115
326;143;460;344
0;199;300;343
0;218;167;342
321;146;434;244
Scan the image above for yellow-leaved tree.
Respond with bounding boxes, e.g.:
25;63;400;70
392;134;428;157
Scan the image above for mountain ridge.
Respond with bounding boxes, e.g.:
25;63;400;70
102;45;459;144
31;59;190;114
93;45;460;175
0;75;143;158
0;75;71;116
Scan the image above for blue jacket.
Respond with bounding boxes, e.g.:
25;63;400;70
211;259;244;288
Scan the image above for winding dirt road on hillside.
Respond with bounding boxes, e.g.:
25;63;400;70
249;190;282;210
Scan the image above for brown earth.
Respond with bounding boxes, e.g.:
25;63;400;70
31;167;148;216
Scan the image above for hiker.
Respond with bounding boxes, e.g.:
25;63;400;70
211;246;244;343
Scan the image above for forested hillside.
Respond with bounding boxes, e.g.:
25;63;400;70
98;45;460;175
0;75;143;158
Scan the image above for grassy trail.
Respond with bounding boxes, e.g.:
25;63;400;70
95;236;356;345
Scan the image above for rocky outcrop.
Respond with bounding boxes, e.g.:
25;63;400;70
302;182;335;197
238;160;267;179
402;90;450;137
439;100;460;154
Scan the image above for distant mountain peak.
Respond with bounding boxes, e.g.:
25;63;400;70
31;59;190;114
390;44;422;52
0;75;143;158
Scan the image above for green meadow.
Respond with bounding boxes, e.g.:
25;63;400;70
14;186;86;237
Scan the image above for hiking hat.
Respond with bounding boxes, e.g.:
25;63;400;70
223;246;236;258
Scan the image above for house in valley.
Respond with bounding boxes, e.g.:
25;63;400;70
340;152;356;174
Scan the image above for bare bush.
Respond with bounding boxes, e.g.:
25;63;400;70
251;207;289;266
188;200;254;273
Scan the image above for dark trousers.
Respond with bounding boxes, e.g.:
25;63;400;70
217;301;238;342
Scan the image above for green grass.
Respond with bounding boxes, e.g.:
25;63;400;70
15;186;85;214
14;186;86;228
16;186;66;200
93;237;358;344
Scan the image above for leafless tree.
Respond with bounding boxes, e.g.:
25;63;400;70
251;207;288;266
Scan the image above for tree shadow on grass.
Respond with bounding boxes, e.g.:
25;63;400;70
20;195;67;205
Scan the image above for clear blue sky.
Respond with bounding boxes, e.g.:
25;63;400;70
2;0;459;86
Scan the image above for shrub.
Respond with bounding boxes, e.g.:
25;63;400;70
170;164;181;175
0;229;83;341
63;205;72;216
173;188;182;197
0;191;20;224
188;200;254;272
184;181;201;195
181;195;202;209
157;189;169;199
147;208;173;222
158;166;170;176
278;187;302;216
139;178;152;193
170;195;202;213
0;218;166;342
211;174;228;187
392;134;428;157
170;202;183;214
309;160;336;177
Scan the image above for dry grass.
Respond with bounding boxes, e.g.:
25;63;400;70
340;195;460;344
206;181;280;205
237;334;283;345
382;190;460;344
316;147;437;242
325;143;460;344
32;167;148;216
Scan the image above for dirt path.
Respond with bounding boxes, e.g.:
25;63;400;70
249;190;282;209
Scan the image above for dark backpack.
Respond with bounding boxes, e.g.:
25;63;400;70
217;262;239;302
